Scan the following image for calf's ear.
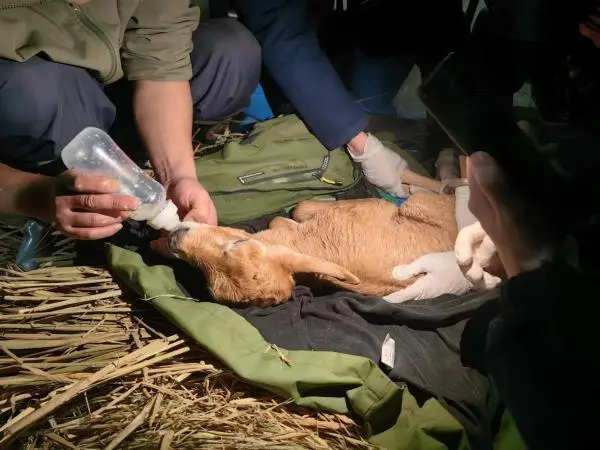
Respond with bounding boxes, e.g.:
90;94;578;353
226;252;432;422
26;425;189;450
269;246;360;285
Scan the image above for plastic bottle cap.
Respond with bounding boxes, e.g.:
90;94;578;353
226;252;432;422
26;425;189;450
147;200;181;231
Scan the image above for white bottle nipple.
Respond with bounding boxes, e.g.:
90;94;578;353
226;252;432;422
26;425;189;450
146;200;181;231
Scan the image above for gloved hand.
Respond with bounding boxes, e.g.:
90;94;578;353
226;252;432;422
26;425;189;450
348;134;408;197
383;251;473;303
384;222;503;303
455;221;503;291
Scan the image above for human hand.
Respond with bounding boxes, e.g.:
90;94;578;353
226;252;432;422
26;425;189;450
150;178;216;258
466;152;550;278
455;221;504;291
383;251;474;303
165;177;217;225
53;171;139;240
348;134;408;197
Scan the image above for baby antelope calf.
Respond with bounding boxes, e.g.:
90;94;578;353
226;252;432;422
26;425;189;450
168;192;457;307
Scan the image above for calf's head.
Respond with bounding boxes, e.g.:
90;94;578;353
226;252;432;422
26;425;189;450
168;222;360;307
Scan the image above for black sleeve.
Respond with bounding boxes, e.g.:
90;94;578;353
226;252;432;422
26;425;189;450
485;263;597;450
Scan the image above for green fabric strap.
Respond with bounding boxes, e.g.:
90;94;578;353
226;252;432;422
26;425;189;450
106;244;471;449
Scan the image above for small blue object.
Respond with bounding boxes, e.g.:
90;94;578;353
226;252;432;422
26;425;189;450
377;189;408;206
16;219;51;271
241;84;275;126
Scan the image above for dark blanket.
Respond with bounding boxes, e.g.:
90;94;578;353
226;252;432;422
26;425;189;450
237;288;497;449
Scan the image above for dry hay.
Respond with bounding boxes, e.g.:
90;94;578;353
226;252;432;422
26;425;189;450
0;220;373;449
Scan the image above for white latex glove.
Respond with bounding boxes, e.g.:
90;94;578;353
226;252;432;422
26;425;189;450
348;134;408;197
383;252;473;303
455;185;477;230
455;221;502;291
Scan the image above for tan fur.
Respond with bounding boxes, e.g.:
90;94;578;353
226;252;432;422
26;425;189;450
169;191;457;307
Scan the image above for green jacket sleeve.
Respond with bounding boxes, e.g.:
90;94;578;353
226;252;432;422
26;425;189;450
121;0;200;81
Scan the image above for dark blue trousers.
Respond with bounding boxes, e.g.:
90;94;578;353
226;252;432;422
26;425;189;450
0;18;261;174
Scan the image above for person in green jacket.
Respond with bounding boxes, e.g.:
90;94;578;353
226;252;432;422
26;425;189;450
0;0;261;238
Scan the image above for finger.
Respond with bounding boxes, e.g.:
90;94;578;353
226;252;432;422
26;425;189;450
471;270;501;291
464;260;484;285
69;194;139;212
59;171;121;195
93;209;132;220
473;235;497;267
58;223;123;240
391;262;424;281
482;272;502;290
207;206;218;226
455;221;486;267
383;284;423;303
469;152;505;193
467;153;500;223
150;237;177;259
66;211;124;228
183;206;218;226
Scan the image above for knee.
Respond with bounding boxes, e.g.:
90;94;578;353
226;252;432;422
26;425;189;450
0;58;66;137
196;19;262;83
191;19;262;119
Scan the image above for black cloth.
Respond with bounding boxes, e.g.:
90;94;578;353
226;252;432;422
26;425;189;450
0;18;261;175
237;288;497;449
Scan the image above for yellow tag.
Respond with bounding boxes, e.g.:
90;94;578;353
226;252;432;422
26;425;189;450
320;176;342;186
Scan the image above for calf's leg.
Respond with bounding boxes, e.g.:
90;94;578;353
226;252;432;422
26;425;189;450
268;216;298;230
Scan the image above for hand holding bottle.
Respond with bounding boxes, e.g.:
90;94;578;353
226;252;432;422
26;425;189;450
165;177;217;226
149;178;218;259
57;127;217;241
53;171;139;240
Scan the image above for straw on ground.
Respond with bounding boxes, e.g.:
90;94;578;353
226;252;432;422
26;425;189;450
0;219;372;449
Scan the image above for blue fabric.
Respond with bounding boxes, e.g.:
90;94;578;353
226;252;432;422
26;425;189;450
235;0;368;150
242;84;275;125
351;50;410;117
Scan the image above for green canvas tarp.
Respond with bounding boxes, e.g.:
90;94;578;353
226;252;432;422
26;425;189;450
106;245;526;450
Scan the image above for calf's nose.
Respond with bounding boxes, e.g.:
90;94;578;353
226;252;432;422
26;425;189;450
168;226;191;255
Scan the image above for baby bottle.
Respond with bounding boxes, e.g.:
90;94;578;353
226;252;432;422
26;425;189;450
60;127;181;231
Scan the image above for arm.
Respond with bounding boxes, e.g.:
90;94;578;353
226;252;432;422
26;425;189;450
0;164;53;221
121;0;200;185
235;0;368;151
120;0;216;225
133;81;196;185
0;163;139;239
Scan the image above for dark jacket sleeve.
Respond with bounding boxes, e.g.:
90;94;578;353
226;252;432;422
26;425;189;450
485;263;596;449
235;0;368;150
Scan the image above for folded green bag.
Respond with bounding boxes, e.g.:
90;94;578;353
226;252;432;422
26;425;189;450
195;115;360;224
